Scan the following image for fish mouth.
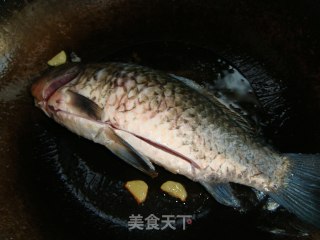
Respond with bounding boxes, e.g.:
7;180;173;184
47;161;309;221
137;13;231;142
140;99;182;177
31;64;82;104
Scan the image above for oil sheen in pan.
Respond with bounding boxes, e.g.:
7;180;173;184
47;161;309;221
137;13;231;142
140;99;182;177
28;42;311;240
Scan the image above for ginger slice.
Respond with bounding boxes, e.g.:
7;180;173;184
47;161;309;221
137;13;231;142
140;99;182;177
47;50;67;66
161;181;187;202
125;180;148;204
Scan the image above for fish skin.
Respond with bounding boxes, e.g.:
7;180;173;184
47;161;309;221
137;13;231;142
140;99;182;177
32;63;289;194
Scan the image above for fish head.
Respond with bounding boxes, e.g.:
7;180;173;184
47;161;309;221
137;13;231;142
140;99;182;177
31;64;82;117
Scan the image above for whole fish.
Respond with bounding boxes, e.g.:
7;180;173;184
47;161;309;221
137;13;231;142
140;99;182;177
31;63;320;227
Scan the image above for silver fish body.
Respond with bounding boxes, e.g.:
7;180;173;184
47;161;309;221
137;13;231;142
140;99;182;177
32;63;320;228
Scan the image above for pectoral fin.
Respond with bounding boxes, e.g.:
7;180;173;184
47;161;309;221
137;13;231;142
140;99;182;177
67;90;103;120
59;90;158;177
200;181;241;208
102;126;158;177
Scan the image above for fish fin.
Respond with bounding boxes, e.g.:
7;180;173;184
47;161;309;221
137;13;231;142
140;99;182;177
113;127;201;169
113;130;157;173
223;107;257;135
200;181;241;208
169;74;205;95
103;126;158;177
170;74;257;135
269;153;320;228
67;90;103;120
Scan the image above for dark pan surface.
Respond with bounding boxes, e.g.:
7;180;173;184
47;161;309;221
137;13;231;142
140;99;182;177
1;1;320;240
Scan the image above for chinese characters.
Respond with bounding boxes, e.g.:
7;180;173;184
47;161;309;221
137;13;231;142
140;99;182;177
128;214;193;230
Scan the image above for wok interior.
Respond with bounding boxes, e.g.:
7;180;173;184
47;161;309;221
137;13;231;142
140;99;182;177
1;0;320;239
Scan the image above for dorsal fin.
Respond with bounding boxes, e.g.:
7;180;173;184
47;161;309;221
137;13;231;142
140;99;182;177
169;74;258;136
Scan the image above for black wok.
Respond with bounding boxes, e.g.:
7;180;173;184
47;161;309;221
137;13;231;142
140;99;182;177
1;0;320;239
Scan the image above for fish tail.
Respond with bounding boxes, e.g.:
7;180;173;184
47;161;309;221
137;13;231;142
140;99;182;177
269;153;320;228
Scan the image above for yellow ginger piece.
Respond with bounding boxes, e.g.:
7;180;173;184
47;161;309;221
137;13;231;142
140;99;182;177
125;180;148;204
161;181;187;202
47;50;67;66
